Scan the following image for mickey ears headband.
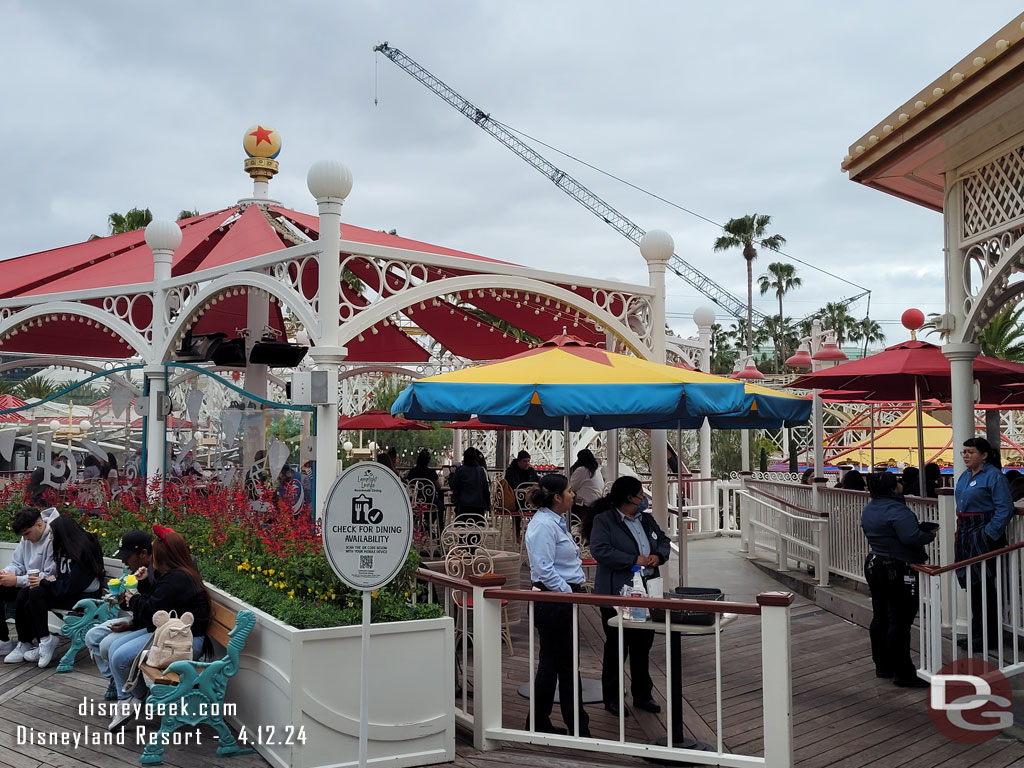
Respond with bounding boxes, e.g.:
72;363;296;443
153;524;176;541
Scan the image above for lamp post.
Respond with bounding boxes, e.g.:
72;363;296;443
784;319;847;479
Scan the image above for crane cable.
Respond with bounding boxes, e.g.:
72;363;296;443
490;116;870;296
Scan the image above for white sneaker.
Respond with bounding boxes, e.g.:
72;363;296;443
23;643;39;663
36;635;59;668
0;639;14;656
108;701;136;731
4;642;33;664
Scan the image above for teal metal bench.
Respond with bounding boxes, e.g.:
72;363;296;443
56;597;120;673
139;606;256;766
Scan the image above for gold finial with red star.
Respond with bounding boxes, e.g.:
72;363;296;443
243;124;281;183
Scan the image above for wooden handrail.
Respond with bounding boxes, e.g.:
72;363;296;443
415;567;470;591
742;484;827;518
912;540;1024;576
478;587;788;616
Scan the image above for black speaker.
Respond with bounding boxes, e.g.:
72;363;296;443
249;339;309;367
211;338;247;368
175;331;227;362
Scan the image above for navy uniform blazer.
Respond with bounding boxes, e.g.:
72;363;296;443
589;509;671;597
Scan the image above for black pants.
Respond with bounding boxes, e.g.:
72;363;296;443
533;601;589;735
599;606;655;703
0;585;33;643
864;555;918;681
25;583;100;641
968;559;1001;647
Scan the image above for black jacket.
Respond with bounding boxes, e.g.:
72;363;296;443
50;555;102;598
861;495;934;564
127;569;211;635
589;509;671;597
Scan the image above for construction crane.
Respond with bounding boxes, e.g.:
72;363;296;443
374;43;869;323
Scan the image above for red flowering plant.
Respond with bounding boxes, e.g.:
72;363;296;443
0;473;441;629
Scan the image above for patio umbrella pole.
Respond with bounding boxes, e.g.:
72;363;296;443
677;424;687;587
563;416;571;478
869;403;875;471
915;378;926;489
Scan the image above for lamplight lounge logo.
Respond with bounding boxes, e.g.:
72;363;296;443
928;658;1012;744
356;468;378;492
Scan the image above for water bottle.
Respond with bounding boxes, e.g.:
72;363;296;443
629;565;648;621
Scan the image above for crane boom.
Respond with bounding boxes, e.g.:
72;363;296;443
374;42;764;323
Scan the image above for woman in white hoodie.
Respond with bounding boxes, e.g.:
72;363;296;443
0;506;59;662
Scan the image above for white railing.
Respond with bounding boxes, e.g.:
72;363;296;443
469;577;795;767
915;541;1024;682
736;487;830;587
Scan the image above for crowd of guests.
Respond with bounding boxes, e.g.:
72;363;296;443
0;505;212;731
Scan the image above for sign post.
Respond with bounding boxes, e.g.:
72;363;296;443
321;462;413;768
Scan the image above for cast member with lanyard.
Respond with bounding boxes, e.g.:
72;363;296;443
523;473;590;738
584;475;670;714
955;437;1014;651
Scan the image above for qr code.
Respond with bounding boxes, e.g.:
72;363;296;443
360;555;373;570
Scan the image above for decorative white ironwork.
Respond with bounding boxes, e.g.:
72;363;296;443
962;144;1024;241
102;293;154;341
272;255;320;317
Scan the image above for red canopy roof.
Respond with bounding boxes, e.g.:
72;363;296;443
337;410;432;431
0;394;29;423
0;202;616;363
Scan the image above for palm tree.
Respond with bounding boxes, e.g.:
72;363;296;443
813;302;857;346
979;305;1024;362
762;315;797;372
177;209;200;221
851;317;886;357
108;208;153;235
708;323;738;375
713;215;786;354
16;375;61;400
758;263;802;325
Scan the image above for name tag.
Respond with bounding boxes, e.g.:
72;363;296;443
970;480;977;487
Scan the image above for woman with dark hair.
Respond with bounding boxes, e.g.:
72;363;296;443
24;515;104;668
585;476;670;714
407;449;442;532
901;467;920;497
955;437;1014;651
276;464;303;512
448;447;490;525
568;449;604;507
104;526;210;729
523;474;589;737
861;471;935;688
376;451;397;471
840;469;866;491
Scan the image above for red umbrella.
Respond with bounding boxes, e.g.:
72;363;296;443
0;394;29;424
441;418;526;431
790;339;1024;477
337;410;433;431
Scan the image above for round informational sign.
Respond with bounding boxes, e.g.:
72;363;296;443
322;461;414;591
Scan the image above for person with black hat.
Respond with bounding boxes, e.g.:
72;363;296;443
84;530;155;700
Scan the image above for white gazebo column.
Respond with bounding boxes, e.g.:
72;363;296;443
640;230;672;531
143;220;182;493
694;306;716;522
604;330;619;481
307;160;353;520
944;342;979;477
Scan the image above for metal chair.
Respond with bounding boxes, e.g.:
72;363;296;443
568;510;596;591
407;479;442;556
444;547;514;655
514;483;538;566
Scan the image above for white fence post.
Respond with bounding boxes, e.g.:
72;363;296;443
470;574;506;751
759;591;795;768
738;471;752;554
937;489;961;630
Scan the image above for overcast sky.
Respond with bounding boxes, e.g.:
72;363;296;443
2;1;1020;346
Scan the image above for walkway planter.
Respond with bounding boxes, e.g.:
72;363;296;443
207;584;455;768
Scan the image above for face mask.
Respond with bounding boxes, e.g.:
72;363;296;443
636;496;649;514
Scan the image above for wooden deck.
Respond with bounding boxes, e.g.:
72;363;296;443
2;539;1024;767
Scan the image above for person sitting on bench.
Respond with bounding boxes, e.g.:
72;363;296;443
0;506;59;663
105;526;210;730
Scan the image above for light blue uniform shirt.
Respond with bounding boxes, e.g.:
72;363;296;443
618;509;653;576
525;507;585;593
955;462;1015;540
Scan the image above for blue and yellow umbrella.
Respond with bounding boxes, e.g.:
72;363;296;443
392;335;748;429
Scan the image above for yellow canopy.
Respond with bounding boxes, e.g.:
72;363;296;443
826;409;954;467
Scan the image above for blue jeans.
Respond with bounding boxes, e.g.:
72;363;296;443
86;619;148;699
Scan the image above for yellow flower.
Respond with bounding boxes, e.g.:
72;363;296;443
267;569;275;576
237;564;244;571
371;590;379;599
